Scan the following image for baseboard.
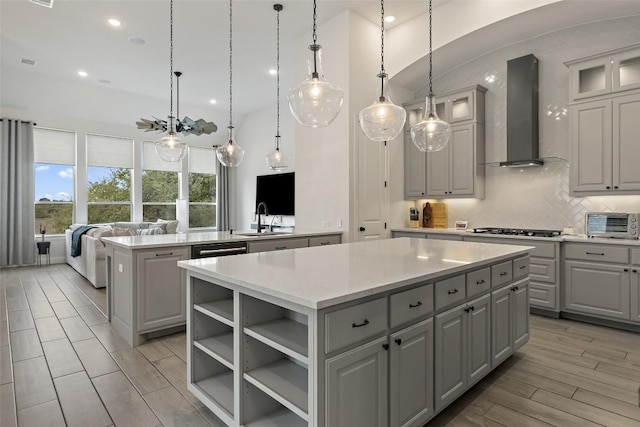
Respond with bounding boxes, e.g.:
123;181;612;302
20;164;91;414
530;307;560;318
561;311;640;333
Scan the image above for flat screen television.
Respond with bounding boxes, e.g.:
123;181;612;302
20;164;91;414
255;172;295;216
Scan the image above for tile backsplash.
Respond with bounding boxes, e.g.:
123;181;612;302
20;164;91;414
407;15;640;234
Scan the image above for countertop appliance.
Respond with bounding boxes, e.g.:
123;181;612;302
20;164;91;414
473;227;561;238
191;241;248;258
586;212;639;239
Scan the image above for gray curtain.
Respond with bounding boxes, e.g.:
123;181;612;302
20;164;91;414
1;119;36;266
216;159;230;231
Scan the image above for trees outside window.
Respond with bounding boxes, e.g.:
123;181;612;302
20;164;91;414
87;167;131;224
142;170;179;221
189;173;216;228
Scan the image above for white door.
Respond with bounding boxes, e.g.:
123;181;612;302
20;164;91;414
355;118;388;242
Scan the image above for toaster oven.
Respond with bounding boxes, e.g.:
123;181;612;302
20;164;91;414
586;212;639;239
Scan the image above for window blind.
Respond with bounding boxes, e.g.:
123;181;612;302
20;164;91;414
86;134;134;168
143;141;182;172
188;146;217;174
33;127;75;164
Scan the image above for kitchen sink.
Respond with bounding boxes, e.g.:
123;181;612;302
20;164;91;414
234;231;292;237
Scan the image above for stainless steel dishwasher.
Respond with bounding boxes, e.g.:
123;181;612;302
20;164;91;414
191;241;248;258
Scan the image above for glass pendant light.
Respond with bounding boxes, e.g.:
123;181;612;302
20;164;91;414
216;0;245;167
156;0;187;162
358;0;406;141
410;0;451;152
266;4;290;171
287;0;343;128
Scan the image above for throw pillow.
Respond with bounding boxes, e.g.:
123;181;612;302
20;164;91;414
90;226;113;238
156;219;179;234
113;227;136;237
137;226;165;236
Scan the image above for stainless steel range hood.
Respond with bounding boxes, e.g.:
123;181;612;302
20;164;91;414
500;54;542;167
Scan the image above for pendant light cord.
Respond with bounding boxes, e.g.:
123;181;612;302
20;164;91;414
228;0;234;135
169;0;175;128
428;0;433;98
311;0;319;77
275;4;281;147
378;0;387;100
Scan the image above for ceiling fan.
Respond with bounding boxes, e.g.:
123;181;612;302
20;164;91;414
136;71;217;136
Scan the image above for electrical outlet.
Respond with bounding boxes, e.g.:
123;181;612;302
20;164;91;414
337;219;342;228
322;221;329;228
118;264;123;273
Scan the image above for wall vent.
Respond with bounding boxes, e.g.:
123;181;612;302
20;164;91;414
20;58;37;66
28;0;54;8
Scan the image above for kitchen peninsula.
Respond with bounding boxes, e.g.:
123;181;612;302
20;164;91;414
102;230;342;346
178;238;532;427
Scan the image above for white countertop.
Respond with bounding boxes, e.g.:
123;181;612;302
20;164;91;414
101;229;342;250
391;227;640;245
178;238;532;310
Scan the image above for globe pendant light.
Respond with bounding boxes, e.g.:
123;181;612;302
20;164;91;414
287;0;343;128
216;0;245;167
155;0;187;162
358;0;406;141
410;0;451;152
266;4;290;171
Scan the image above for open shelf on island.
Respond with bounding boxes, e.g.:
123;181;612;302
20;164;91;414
194;332;234;369
245;318;308;363
245;358;308;419
195;300;234;326
244;408;307;427
195;371;234;418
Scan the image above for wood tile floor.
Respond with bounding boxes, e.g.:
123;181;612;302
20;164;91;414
3;265;640;426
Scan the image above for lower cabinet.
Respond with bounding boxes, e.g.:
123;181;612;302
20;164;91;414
434;293;491;412
248;237;310;253
136;246;190;332
390;319;434;427
326;337;388;427
491;279;529;368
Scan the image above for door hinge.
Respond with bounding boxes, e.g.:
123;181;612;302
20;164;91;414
384;181;387;188
385;222;387;229
384;141;387;146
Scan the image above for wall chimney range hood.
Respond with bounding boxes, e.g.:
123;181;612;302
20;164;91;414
500;54;542;167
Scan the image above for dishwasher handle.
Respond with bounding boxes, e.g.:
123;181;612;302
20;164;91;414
198;247;247;256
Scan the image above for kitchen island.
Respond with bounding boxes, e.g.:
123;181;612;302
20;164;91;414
102;229;342;346
178;238;532;427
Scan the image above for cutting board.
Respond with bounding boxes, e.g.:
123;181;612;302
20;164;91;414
422;202;447;228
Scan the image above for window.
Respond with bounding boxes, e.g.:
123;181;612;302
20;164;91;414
86;134;134;223
143;141;180;222
188;147;217;228
34;128;75;234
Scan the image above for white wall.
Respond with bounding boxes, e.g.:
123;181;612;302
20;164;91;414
233;105;296;231
395;15;640;234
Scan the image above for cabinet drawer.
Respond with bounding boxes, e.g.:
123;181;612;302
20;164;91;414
435;275;466;311
513;256;530;280
390;283;433;328
530;258;556;283
248;237;309;253
308;235;341;247
325;297;388;353
491;260;513;289
466;267;491;298
564;244;629;264
529;282;557;310
632;248;640;265
392;231;427;239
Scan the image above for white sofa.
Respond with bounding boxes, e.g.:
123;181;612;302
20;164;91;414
65;220;178;288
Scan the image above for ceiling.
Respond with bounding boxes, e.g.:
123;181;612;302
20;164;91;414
2;0;640;133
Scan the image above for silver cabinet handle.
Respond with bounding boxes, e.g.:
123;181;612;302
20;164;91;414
198;247;246;255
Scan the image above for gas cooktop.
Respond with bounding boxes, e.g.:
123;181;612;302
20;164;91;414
473;227;562;238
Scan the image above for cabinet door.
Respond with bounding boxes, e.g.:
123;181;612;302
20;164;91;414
326;336;388;427
565;261;630;320
404;131;427;199
570;100;612;194
466;294;491;387
631;268;640;323
449;124;475;196
448;90;475;123
434;305;465;412
425;145;449;197
491;284;513;367
613;49;640;92
136;247;189;332
390;319;434;427
512;280;530;351
613;93;640;191
569;57;612;100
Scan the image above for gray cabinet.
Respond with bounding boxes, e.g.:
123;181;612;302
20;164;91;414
309;234;342;247
248;237;310;253
326;337;388;427
631;250;640;323
404;131;427;199
389;319;434;427
434;293;490;412
136;246;190;332
491;279;529;368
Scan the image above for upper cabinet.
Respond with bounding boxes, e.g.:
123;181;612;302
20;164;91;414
567;44;640;196
403;85;486;200
566;43;640;101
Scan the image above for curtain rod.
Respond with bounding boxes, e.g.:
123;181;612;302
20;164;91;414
0;119;37;126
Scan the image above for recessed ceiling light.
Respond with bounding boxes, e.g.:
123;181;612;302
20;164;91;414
128;37;146;45
209;99;217;105
108;18;121;27
20;58;36;66
78;71;88;77
268;69;277;75
384;16;396;23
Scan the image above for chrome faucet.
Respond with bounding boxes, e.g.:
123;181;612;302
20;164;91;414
256;202;269;233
